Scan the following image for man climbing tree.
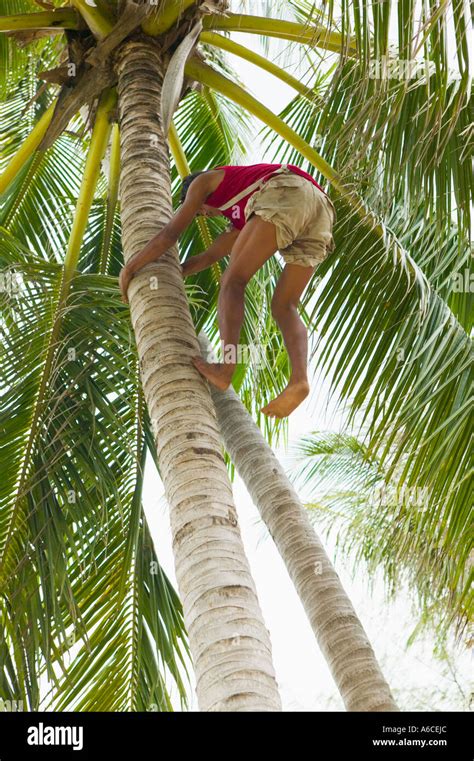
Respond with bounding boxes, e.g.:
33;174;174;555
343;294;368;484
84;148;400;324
119;163;337;418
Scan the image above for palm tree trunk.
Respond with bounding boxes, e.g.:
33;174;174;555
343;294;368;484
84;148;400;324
115;38;281;712
198;334;399;711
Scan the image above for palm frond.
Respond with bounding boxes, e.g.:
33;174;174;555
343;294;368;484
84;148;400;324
0;235;190;709
290;429;473;638
0;0;68;101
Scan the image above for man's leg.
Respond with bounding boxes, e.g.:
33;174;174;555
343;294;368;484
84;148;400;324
192;215;278;389
261;262;316;418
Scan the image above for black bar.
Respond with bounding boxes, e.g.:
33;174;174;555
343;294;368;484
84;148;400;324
0;711;469;759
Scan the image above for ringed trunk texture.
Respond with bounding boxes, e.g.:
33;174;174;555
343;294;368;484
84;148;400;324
115;39;281;712
199;334;399;711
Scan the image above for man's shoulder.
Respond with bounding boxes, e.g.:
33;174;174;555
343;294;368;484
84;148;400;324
209;168;226;188
199;168;226;194
186;169;224;200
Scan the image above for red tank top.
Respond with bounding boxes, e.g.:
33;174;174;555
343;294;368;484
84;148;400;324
205;163;327;230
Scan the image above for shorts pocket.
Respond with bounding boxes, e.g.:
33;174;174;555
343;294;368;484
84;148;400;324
283;231;335;266
314;230;335;253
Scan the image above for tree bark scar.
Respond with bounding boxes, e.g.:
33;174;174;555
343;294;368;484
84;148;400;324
192;447;225;461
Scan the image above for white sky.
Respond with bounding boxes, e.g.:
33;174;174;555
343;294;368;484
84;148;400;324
141;4;471;711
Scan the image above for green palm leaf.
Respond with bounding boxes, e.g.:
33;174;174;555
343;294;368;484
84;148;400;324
0;235;191;709
291;430;473;638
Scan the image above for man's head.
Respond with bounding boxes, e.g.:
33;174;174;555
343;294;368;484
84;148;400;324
180;170;221;217
180;171;206;204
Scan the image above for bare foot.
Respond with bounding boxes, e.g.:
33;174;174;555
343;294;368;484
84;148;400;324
261;380;310;418
192;356;235;390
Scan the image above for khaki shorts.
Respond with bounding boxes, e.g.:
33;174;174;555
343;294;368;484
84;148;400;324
244;170;337;268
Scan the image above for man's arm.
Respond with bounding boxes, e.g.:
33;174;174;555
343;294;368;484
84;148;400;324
181;227;240;277
119;174;214;302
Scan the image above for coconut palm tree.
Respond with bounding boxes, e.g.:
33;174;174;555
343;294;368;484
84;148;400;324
1;0;283;713
0;0;471;712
